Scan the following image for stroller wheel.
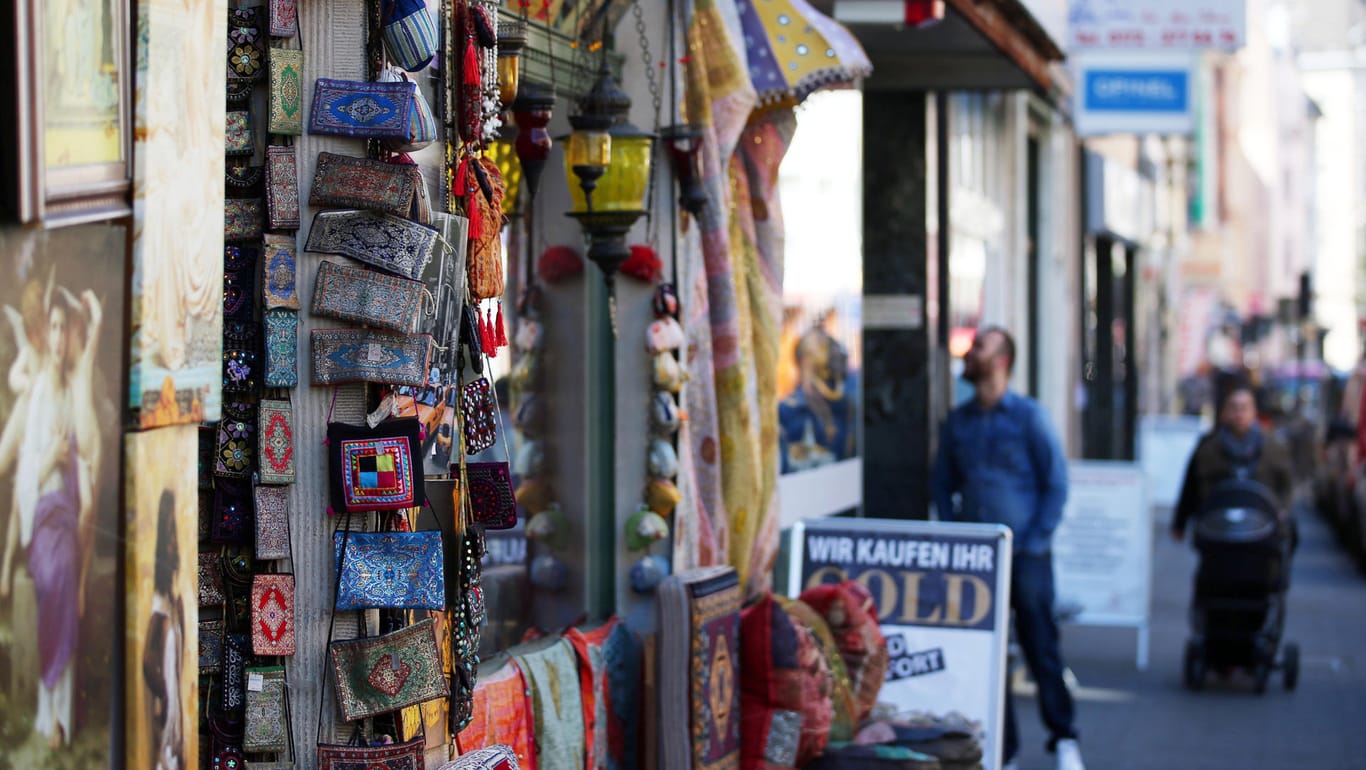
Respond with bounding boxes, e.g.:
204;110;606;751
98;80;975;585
1283;643;1300;691
1183;640;1205;691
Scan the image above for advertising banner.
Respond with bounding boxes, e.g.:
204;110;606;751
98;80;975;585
1068;0;1245;50
788;519;1013;770
1074;52;1196;137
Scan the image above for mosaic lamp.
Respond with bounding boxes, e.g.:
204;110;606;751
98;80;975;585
497;20;528;107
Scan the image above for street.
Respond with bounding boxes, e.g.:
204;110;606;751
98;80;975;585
1013;500;1366;769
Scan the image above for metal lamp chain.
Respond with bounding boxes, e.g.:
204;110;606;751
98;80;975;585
630;0;664;245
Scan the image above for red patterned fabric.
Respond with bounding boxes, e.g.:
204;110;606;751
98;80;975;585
798;581;889;721
251;573;295;656
739;594;834;770
457;658;538;770
565;619;624;769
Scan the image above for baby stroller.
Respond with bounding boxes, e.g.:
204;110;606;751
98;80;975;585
1183;478;1299;693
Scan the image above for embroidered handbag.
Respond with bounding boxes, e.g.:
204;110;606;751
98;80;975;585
269;48;304;135
377;68;437;152
311;260;426;334
227;110;255;156
328;618;449;722
200;619;226;673
258;399;296;484
466;158;506;301
229;6;267;80
461;377;498;455
317;736;425;770
224;245;257;321
252;573;297;656
453;462;516;530
332;530;445;610
309;78;415;139
262;235;300;310
244;666;290;752
326;418;425;513
212;478;253;544
263;309;299;388
226;165;265;199
216;401;257;479
223;320;260;395
200;551;226;607
265;145;301;229
269;0;297;37
226;199;265;242
309;152;425;220
305;209;438;280
381;0;438;72
254;485;292;561
435;746;521;770
223;632;251;711
311;328;432;387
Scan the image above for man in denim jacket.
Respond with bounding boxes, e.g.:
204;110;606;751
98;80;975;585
932;327;1082;770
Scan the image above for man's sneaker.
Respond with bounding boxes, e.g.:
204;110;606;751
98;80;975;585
1003;761;1020;770
1055;738;1085;770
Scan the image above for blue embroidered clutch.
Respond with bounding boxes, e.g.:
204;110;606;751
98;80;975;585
309;77;414;139
311;328;432;387
304;209;437;281
263;309;298;388
333;530;446;611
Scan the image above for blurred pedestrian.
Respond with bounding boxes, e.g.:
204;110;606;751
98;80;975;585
932;327;1083;770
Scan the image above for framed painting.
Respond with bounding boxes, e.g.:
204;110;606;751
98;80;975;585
9;0;133;224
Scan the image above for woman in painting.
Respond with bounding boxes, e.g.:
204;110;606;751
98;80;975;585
779;322;857;473
143;491;186;770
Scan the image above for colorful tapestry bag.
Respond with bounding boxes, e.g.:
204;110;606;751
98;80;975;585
311;260;426;334
325;418;425;513
311;328;432;387
332;530;445;610
223;320;260;394
269;0;297;37
228;6;267;80
381;0;438;72
200;551;226;606
460;377;498;455
254;485;293;561
309;78;414;140
227;110;255;156
317;736;424;770
328;618;449;722
258;399;296;485
244;666;290;753
305;209;438;280
200;619;226;674
216;400;257;479
252;573;297;656
262;235;301;310
226;199;266;242
269;48;304;135
226;164;265;199
309;152;425;219
223;632;251;711
265;145;301;229
377;68;437;152
263;309;299;388
453;462;516;530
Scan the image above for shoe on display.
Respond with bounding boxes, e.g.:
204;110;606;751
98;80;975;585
1055;739;1085;770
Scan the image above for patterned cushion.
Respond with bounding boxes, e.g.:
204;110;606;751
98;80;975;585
799;581;890;722
740;594;834;770
775;596;859;743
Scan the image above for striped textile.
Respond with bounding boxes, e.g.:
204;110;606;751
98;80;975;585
382;0;439;72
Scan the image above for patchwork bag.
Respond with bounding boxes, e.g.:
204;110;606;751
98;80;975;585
254;485;293;561
252;573;297;656
305;209;438;280
309;78;415;140
311;260;426;334
258;399;296;485
311;328;432;387
325;418;425;513
269;0;298;37
263;309;299;388
333;530;445;610
309;152;425;220
328;618;449;721
381;0;439;72
461;377;498;455
244;666;290;753
262;235;301;310
228;6;267;80
377;68;437;152
226;199;266;242
317;736;424;770
268;48;304;136
453;462;516;530
265;145;301;229
227;110;255;156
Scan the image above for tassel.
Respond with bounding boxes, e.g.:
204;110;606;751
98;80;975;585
484;308;499;358
479;305;493;355
495;302;508;348
454;157;468;196
467;186;482;241
464;37;481;88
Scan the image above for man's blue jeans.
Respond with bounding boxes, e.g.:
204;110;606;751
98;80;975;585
1004;551;1078;761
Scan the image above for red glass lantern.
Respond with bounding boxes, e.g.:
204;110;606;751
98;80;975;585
512;83;555;201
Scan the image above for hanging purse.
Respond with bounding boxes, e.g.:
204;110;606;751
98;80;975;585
325;418;425;513
435;746;521;769
212;478;254;544
309;152;426;220
305;209;438;280
269;0;298;37
263;309;299;388
265;145;301;229
227;110;255;156
316;736;425;770
258;399;296;485
228;6;267;80
223;320;260;395
465;157;506;301
199;551;226;605
460;376;498;455
262;235;300;310
328;618;449;722
244;666;290;752
309;78;415;139
216;401;258;479
453;462;516;530
332;530;445;610
311;328;433;387
381;0;439;72
226;199;266;242
378;68;437;152
226;165;265;199
254;485;292;561
224;246;257;321
311;260;426;333
200;619;226;674
268;48;304;136
252;573;296;656
223;632;251;711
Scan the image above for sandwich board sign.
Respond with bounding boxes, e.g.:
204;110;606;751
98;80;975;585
786;518;1012;770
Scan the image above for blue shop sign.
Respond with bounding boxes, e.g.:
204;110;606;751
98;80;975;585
1083;69;1189;113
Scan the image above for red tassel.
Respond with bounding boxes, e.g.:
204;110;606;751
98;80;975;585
464;38;481;88
454;157;468;195
467;187;482;241
485;308;499;358
495;302;508;348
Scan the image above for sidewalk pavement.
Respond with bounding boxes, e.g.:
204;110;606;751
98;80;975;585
1012;502;1366;769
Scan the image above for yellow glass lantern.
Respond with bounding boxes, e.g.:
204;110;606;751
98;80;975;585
486;124;522;217
567;122;651;214
496;22;527;107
